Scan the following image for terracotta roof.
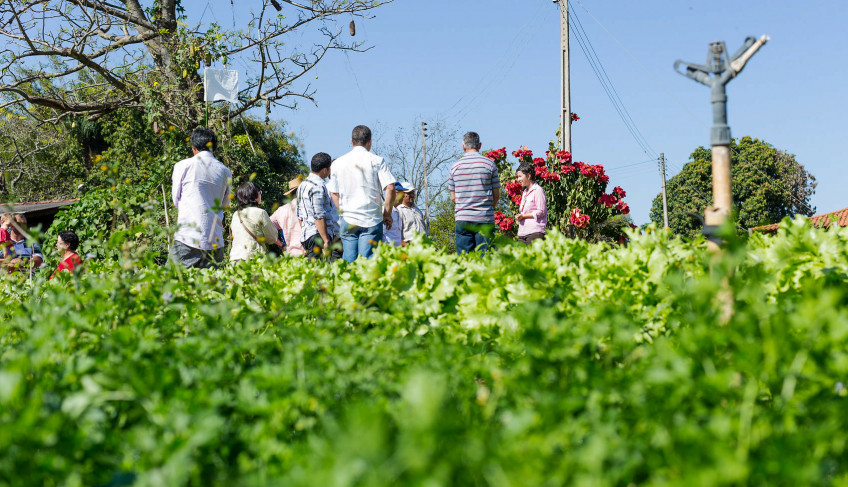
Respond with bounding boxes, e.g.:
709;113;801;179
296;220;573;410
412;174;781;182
752;206;848;233
0;198;79;214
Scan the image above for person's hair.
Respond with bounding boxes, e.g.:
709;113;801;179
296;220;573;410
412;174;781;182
311;152;332;173
235;182;261;211
462;131;481;150
517;162;536;181
0;213;12;225
351;125;372;146
10;214;27;234
58;230;80;251
191;127;218;152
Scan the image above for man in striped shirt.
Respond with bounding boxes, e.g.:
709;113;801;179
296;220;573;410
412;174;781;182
448;131;500;254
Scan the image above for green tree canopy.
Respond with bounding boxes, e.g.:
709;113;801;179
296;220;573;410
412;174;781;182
650;136;816;238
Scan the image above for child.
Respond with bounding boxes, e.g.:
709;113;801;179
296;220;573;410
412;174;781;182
0;213;12;245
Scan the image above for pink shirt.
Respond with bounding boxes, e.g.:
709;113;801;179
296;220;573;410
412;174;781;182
270;200;305;257
518;183;547;236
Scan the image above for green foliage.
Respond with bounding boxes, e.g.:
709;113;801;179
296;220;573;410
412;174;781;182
651;136;817;238
3;218;848;485
427;196;456;253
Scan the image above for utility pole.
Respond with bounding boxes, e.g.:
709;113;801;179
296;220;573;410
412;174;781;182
556;0;571;154
659;152;669;229
421;121;429;222
674;35;768;248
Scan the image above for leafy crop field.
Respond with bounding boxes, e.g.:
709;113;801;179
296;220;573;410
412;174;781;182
2;220;848;486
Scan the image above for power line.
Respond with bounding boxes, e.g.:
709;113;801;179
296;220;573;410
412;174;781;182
566;7;655;159
568;3;656;156
440;2;548;123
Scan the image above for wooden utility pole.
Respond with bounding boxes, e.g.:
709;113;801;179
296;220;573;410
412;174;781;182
557;0;571;153
659;153;669;229
421;121;429;221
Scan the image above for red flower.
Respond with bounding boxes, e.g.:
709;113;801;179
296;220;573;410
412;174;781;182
534;165;547;177
612;186;626;199
505;181;523;198
560;164;576;174
485;147;507;161
498;217;515;232
571;112;580;122
598;174;609;184
555;150;572;163
616;201;630;215
598;193;617;208
512;146;533;161
629;223;638;229
494;211;505;224
511;195;521;206
570;208;590;228
532;157;546;167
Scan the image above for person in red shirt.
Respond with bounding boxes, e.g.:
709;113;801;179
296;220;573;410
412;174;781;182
0;213;12;247
50;230;83;279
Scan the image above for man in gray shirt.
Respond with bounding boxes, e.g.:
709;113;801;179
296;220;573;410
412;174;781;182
448;131;500;254
297;152;341;261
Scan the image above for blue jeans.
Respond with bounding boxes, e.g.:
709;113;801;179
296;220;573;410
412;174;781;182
340;218;384;262
455;221;493;254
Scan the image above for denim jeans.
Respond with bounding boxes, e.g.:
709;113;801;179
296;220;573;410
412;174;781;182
340;218;384;262
455;221;493;254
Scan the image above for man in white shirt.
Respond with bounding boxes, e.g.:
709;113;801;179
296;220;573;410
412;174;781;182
328;125;396;262
170;127;232;268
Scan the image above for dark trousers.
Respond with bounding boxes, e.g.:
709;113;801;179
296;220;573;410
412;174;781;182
517;232;546;245
170;240;225;269
303;233;343;262
455;221;493;254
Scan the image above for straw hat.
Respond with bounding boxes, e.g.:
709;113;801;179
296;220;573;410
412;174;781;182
284;177;302;196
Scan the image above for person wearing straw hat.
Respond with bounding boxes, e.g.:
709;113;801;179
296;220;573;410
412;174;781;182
270;176;305;257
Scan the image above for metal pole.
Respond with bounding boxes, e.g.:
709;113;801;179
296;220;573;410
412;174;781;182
660;152;669;229
558;0;571;153
421;122;429;222
674;35;768;247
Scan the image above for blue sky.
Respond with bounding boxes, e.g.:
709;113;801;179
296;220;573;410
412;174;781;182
194;0;848;224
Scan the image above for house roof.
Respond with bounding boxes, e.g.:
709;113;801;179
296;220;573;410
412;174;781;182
0;198;79;215
752;206;848;233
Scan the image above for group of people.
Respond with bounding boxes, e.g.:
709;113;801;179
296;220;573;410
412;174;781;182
170;125;549;269
0;124;549;276
1;213;83;279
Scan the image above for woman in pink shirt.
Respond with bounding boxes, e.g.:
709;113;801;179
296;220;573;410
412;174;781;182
514;163;547;244
269;178;305;257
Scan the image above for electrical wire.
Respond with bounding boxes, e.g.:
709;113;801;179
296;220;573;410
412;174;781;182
566;8;655;159
441;2;548;123
568;3;656;157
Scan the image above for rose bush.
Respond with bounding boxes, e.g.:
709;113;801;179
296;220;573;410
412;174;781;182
485;130;632;242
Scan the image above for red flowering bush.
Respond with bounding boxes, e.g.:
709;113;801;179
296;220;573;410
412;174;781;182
485;129;632;242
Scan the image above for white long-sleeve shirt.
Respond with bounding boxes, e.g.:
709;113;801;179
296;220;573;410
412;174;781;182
171;151;232;250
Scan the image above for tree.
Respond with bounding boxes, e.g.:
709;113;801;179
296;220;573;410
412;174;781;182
0;0;391;126
376;118;461;215
650;136;817;238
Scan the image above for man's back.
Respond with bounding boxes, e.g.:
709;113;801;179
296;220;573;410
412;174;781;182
328;146;395;228
172;151;232;249
449;152;500;223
